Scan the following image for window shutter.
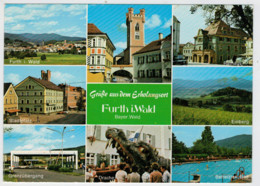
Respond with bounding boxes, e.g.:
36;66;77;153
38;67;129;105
106;154;110;166
152;135;156;147
137;133;141;142
96;153;101;167
96;126;101;140
126;130;130;138
143;133;147;142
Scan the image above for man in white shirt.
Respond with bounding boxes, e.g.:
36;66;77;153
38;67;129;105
115;163;127;182
141;166;150;182
160;165;171;183
128;166;140;182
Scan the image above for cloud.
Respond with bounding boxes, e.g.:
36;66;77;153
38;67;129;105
162;18;172;28
65;5;86;15
48;26;81;36
51;71;75;84
30;21;58;27
120;23;127;29
145;14;161;29
5;73;21;85
5;17;14;23
15;144;34;151
114;42;127;49
5;4;86;24
11;24;25;31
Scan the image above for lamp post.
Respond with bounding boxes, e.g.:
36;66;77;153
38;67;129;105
46;127;75;167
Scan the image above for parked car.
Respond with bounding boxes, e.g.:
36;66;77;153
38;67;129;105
234;57;244;66
224;59;234;65
111;77;117;82
243;57;253;66
57;111;69;114
173;55;187;65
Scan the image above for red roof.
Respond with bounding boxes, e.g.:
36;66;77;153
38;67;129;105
133;34;171;55
29;77;62;91
88;23;104;34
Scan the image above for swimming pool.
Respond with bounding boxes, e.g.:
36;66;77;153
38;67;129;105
172;159;252;183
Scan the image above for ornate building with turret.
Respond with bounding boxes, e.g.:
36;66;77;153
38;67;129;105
192;13;248;64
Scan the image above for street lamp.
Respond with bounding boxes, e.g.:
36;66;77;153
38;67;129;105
46;127;75;167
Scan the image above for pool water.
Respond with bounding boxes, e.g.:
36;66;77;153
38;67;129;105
172;159;252;183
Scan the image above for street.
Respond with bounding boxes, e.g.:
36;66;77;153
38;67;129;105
112;75;132;83
7;111;85;124
10;169;85;182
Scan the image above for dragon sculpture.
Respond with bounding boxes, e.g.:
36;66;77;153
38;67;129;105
105;128;170;173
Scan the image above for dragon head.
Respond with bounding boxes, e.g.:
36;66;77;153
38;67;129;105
105;128;135;165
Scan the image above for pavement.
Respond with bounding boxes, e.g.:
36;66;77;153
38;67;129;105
186;62;227;66
112;75;132;83
14;111;85;124
11;168;85;182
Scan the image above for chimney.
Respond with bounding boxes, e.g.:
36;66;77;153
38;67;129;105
41;70;45;80
159;33;163;40
41;70;51;81
47;70;51;81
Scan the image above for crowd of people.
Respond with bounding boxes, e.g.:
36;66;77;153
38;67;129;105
86;162;171;183
115;162;171;183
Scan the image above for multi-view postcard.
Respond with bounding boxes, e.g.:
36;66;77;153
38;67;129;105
87;4;172;83
172;5;253;66
4;4;86;65
4;66;86;124
1;2;257;185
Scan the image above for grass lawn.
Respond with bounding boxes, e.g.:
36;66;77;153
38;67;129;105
4;53;86;65
3;174;18;182
172;105;252;125
49;170;83;176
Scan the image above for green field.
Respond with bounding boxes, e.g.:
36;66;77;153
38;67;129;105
172;105;252;125
4;53;86;65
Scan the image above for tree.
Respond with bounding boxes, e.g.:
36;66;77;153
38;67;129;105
71;46;78;55
223;104;234;112
41;54;47;61
4;51;8;59
190;5;253;38
4;127;13;133
201;126;214;144
191;126;217;155
172;133;189;155
197;101;203;108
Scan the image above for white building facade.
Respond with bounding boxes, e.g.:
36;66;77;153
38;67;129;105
183;42;194;62
86;126;171;167
133;34;171;83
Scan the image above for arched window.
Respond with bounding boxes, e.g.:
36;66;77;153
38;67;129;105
91;56;95;65
135;23;139;31
93;39;96;47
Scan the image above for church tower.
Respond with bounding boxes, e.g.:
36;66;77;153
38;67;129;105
124;8;145;65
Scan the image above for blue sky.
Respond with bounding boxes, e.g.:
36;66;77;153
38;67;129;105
4;66;86;89
5;4;86;37
88;5;172;55
4;125;85;153
172;126;252;148
173;67;252;81
173;5;208;44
